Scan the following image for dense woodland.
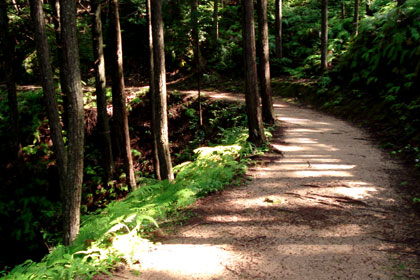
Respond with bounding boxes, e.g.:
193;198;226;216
0;0;419;278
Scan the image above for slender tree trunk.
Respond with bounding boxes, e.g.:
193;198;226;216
147;0;162;180
29;0;67;192
59;0;85;245
341;2;346;19
353;0;359;35
321;0;328;71
92;0;114;181
30;0;79;245
150;0;174;181
147;0;161;180
213;0;219;42
0;0;21;160
190;0;203;127
274;0;283;58
242;0;266;146
50;0;69;131
109;0;136;189
257;0;275;125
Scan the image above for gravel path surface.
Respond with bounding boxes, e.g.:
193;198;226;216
107;92;420;279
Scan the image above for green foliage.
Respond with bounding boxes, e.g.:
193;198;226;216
321;0;420;170
1;122;268;279
273;0;420;189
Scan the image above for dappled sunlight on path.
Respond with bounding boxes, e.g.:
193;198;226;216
112;92;416;279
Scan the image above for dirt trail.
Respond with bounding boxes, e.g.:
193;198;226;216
111;92;419;279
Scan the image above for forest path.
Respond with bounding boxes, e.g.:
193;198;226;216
112;91;419;279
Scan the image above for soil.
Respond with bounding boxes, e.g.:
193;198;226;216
98;91;420;279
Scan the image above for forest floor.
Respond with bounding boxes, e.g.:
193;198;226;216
99;90;420;279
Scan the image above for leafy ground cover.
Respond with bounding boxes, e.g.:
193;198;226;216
0;86;252;274
2;122;270;279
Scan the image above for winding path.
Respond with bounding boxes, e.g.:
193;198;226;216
111;92;419;279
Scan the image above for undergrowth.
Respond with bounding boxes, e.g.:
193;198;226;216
1;126;272;279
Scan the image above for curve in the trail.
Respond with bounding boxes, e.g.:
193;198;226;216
109;92;415;280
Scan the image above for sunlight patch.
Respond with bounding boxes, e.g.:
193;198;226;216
272;143;305;152
278;163;355;170
334;182;378;199
289;170;353;178
139;244;233;278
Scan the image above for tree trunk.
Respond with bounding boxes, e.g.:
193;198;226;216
29;0;71;242
150;0;174;181
213;0;219;42
353;0;359;35
147;0;161;180
109;0;136;189
29;0;67;192
190;0;203;127
274;0;283;58
50;0;69;132
321;0;328;71
59;0;85;245
341;2;346;19
0;0;21;160
92;0;114;182
257;0;275;125
242;0;266;147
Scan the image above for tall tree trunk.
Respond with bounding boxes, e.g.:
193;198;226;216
274;0;283;58
92;0;114;181
257;0;275;125
59;0;85;245
321;0;328;71
50;0;69;131
29;0;67;195
190;0;203;127
213;0;219;42
0;0;21;160
29;0;69;241
242;0;266;146
147;0;160;180
150;0;174;181
353;0;359;35
109;0;136;189
341;2;346;19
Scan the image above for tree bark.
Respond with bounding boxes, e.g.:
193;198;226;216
213;0;219;42
29;0;67;191
0;0;21;160
150;0;174;181
109;0;136;189
257;0;275;125
274;0;283;58
50;0;69;131
147;0;160;180
92;0;114;182
190;0;203;127
59;0;85;245
353;0;359;35
341;2;346;19
321;0;328;71
30;0;79;245
242;0;266;146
